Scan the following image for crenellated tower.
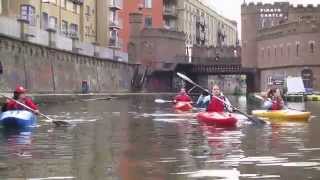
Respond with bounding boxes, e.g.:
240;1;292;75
241;2;290;68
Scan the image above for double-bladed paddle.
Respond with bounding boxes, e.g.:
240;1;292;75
176;72;266;126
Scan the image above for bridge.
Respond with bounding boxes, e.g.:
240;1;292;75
135;57;259;93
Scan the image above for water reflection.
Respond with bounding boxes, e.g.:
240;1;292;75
0;96;318;179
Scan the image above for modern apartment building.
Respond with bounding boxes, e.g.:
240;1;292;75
174;0;238;47
119;0;238;52
0;0;114;47
109;0;122;49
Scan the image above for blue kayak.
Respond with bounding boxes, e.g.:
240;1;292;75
0;110;37;129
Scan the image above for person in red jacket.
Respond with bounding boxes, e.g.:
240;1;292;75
270;88;284;110
206;85;232;112
2;86;39;114
262;88;284;110
174;88;192;102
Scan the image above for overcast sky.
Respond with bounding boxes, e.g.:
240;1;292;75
203;0;320;35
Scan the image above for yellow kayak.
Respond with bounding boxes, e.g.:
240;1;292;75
252;110;311;122
307;95;320;101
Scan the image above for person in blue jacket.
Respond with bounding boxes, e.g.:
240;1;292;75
196;90;211;108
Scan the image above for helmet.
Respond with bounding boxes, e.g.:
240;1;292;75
15;85;26;93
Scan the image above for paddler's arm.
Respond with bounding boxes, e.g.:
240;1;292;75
224;97;234;112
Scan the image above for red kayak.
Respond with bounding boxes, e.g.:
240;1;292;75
174;102;193;111
197;112;238;127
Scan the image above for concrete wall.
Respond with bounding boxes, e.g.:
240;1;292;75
0;35;139;93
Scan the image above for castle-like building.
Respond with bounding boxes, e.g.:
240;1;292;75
241;2;320;91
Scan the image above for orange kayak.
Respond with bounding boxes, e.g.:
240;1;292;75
174;102;193;111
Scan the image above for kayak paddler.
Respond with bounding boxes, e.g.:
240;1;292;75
196;90;210;108
206;85;233;112
174;88;192;103
1;85;39;114
261;88;284;110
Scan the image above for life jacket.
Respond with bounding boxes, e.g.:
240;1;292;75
6;97;38;111
174;94;192;102
271;98;283;110
207;96;226;112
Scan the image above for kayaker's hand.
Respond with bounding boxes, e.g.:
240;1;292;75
232;107;239;112
34;110;40;115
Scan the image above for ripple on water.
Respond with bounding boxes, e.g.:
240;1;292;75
187;169;240;179
28;176;75;180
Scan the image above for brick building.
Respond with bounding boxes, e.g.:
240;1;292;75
242;2;320;91
119;0;164;52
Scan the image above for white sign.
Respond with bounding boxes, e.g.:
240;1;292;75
286;76;305;94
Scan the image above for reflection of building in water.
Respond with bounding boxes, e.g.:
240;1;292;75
242;2;320;91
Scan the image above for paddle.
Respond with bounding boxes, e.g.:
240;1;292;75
155;99;174;103
176;72;266;125
187;86;197;94
0;94;70;126
253;94;302;111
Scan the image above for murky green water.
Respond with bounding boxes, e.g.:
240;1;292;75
0;95;320;180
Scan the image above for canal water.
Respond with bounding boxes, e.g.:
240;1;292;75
0;95;320;180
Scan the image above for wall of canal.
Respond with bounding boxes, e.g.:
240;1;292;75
0;35;143;93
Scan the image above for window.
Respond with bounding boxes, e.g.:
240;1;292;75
62;20;68;36
70;23;78;34
287;45;290;56
62;0;67;8
267;48;270;57
310;42;315;53
49;16;57;29
274;47;277;57
42;12;49;29
144;16;152;28
86;5;90;16
20;5;36;25
296;43;300;56
73;3;77;13
144;0;152;8
0;61;3;74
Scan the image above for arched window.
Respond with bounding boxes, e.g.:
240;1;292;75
301;69;313;89
296;42;300;56
0;61;2;74
310;42;315;53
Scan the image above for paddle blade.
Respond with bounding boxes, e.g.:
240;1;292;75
248;116;267;126
155;99;168;103
53;120;71;126
254;94;265;101
176;72;195;84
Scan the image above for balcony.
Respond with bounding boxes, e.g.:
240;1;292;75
109;0;122;10
109;38;122;49
109;19;122;29
163;6;177;18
